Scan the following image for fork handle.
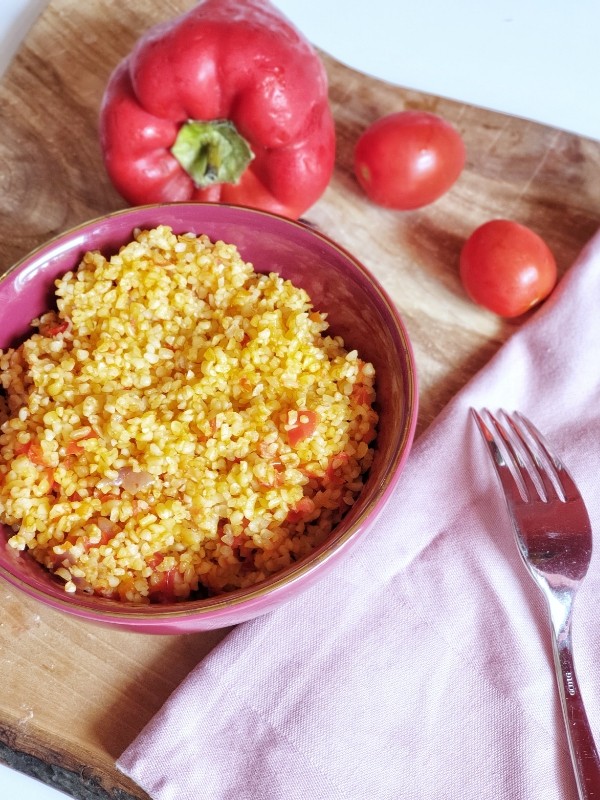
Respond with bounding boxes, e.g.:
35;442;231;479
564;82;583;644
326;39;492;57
550;619;600;798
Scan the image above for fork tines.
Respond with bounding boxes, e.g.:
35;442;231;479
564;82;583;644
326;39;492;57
471;408;573;505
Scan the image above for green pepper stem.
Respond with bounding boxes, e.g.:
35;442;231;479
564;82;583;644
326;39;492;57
171;119;254;188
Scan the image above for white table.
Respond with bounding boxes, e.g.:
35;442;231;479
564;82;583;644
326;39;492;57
1;1;598;797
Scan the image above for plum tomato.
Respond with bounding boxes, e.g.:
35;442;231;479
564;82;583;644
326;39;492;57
353;110;466;210
459;219;557;318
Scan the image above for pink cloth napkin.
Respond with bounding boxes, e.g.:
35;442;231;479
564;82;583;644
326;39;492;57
118;231;600;800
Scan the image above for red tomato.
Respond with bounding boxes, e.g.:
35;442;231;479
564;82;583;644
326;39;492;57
286;496;316;524
353;110;466;210
149;567;178;603
459;219;557;318
287;410;319;447
65;429;98;456
14;440;47;466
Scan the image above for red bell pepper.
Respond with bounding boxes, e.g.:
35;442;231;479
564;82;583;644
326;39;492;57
99;0;336;219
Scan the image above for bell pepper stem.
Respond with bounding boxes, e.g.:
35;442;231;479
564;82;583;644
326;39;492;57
171;119;254;188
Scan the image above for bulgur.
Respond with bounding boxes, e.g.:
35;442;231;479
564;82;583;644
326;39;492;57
0;226;377;602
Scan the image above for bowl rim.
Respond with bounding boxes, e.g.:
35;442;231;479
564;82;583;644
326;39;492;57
0;202;419;622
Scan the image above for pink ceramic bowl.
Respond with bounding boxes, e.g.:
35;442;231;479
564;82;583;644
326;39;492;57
0;203;418;633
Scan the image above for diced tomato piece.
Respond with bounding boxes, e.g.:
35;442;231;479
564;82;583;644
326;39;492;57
62;454;76;470
146;552;165;569
287;410;319;447
286;509;302;524
270;459;285;487
286;496;316;523
352;384;372;406
257;456;285;487
99;493;119;501
40;319;69;337
82;523;113;552
149;567;177;603
65;429;98;456
15;440;48;467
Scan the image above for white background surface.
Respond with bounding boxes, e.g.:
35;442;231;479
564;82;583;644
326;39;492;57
0;0;599;798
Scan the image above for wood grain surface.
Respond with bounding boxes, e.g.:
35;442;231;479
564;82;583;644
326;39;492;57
1;1;599;798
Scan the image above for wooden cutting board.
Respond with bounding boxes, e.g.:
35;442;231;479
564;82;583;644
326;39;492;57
1;2;599;798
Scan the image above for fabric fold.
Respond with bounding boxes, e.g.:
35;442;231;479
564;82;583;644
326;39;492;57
118;230;600;800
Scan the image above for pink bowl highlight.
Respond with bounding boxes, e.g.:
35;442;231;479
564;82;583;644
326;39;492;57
0;203;418;633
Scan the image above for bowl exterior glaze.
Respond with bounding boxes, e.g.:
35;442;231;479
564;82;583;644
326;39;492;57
0;203;418;632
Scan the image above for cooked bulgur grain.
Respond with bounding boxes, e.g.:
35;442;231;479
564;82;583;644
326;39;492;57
0;226;377;602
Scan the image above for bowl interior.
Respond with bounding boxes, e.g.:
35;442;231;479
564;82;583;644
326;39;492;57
0;203;417;618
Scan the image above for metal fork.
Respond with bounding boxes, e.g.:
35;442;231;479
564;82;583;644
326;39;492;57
472;408;600;798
